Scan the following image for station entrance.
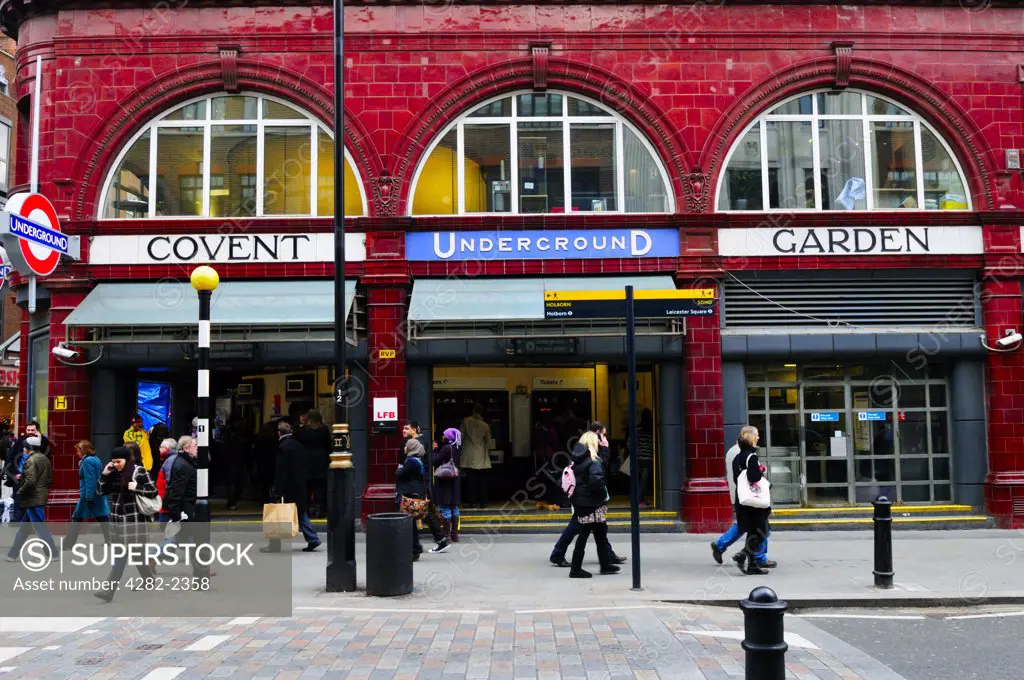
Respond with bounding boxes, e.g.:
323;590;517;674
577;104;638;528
430;365;658;507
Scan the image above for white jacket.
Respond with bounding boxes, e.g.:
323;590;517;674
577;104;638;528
460;415;493;470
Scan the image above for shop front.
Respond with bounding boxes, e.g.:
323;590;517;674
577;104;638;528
400;228;690;511
718;227;988;509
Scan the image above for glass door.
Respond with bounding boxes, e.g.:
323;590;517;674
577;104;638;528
801;384;852;504
851;379;898;503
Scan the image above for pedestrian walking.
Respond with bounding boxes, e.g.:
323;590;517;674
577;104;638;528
710;426;774;569
62;441;111;549
93;446;157;602
731;427;772;576
148;423;171;477
296;410;330;518
566;431;617;579
5;436;58;560
459;404;492;508
122;414;154;473
262;421;320;552
4;421;52;524
432;428;462;543
550;428;626;569
626;409;656;506
155;438;180;524
396;437;450;558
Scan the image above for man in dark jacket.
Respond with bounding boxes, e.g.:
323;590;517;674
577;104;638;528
262;421;319;552
161;440;210;577
5;436;58;561
164;445;198;522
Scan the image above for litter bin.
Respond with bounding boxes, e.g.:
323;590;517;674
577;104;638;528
365;512;414;597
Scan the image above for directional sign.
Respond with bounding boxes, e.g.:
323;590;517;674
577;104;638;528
0;193;81;277
810;412;840;423
543;288;715;320
858;411;887;421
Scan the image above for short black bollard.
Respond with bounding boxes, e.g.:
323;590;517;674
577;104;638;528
365;512;414;597
873;495;894;589
740;587;788;680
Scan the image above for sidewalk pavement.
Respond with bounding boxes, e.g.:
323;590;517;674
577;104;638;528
292;530;1024;611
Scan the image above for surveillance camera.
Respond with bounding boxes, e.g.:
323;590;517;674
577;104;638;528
996;331;1023;347
51;345;79;360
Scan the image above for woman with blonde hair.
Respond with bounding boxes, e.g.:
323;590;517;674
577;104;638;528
566;430;618;578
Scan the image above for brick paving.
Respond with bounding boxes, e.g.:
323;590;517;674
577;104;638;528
0;605;898;679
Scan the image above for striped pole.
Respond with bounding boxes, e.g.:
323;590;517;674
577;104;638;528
191;266;219;525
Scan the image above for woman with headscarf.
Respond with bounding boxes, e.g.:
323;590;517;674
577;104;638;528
396;437;450;558
431;428;462;543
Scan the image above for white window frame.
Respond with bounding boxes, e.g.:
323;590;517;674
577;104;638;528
98;92;368;219
714;89;972;213
408;90;675;217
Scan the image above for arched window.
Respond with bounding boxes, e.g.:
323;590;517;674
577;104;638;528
409;91;673;215
716;90;970;212
100;93;366;218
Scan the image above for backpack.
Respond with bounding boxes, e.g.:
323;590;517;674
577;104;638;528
561;464;576;497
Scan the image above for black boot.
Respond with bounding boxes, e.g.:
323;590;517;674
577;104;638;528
742;551;768;575
93;589;114;603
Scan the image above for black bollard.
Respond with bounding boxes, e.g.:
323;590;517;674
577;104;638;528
740;587;788;680
873;495;894;589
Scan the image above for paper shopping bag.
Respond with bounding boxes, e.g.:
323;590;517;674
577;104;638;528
262;502;299;539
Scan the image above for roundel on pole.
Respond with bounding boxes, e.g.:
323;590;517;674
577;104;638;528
5;193;62;277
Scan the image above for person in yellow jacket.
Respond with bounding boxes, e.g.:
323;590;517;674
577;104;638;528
123;414;153;472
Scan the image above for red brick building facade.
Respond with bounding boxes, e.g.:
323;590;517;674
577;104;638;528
1;1;1022;528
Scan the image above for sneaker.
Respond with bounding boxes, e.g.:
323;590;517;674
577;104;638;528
744;564;769;576
93;590;114;603
757;559;778;569
429;539;451;554
4;555;16;563
302;542;321;552
549;557;570;568
599;565;621;575
710;542;724;565
569;568;592;579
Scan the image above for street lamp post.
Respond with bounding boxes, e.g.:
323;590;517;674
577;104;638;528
327;0;357;593
190;265;219;532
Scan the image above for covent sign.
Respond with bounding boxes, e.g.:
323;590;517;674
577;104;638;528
88;233;367;264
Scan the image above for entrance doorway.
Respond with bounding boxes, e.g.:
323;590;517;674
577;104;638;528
430;365;659;507
747;363;953;506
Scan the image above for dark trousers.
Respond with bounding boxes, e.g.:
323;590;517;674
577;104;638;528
63;516;112;549
464;469;488;506
397;497;445;555
102;556;155;599
571;521;610;571
552;515;615;563
225;461;245;507
638;459;653;501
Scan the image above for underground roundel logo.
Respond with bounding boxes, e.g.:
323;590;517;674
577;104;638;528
4;193;63;277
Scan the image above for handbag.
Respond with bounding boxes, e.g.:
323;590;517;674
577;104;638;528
262;499;300;539
133;468;161;517
400;495;431;519
619;456;631;476
737;454;771;509
434;459;459;479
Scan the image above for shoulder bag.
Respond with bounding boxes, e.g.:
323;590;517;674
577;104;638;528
133;467;162;517
736;453;771;509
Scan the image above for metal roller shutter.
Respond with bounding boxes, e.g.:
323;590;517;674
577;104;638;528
723;273;978;329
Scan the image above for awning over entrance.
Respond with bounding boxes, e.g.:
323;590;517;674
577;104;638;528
408;276;676;322
64;280;357;327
